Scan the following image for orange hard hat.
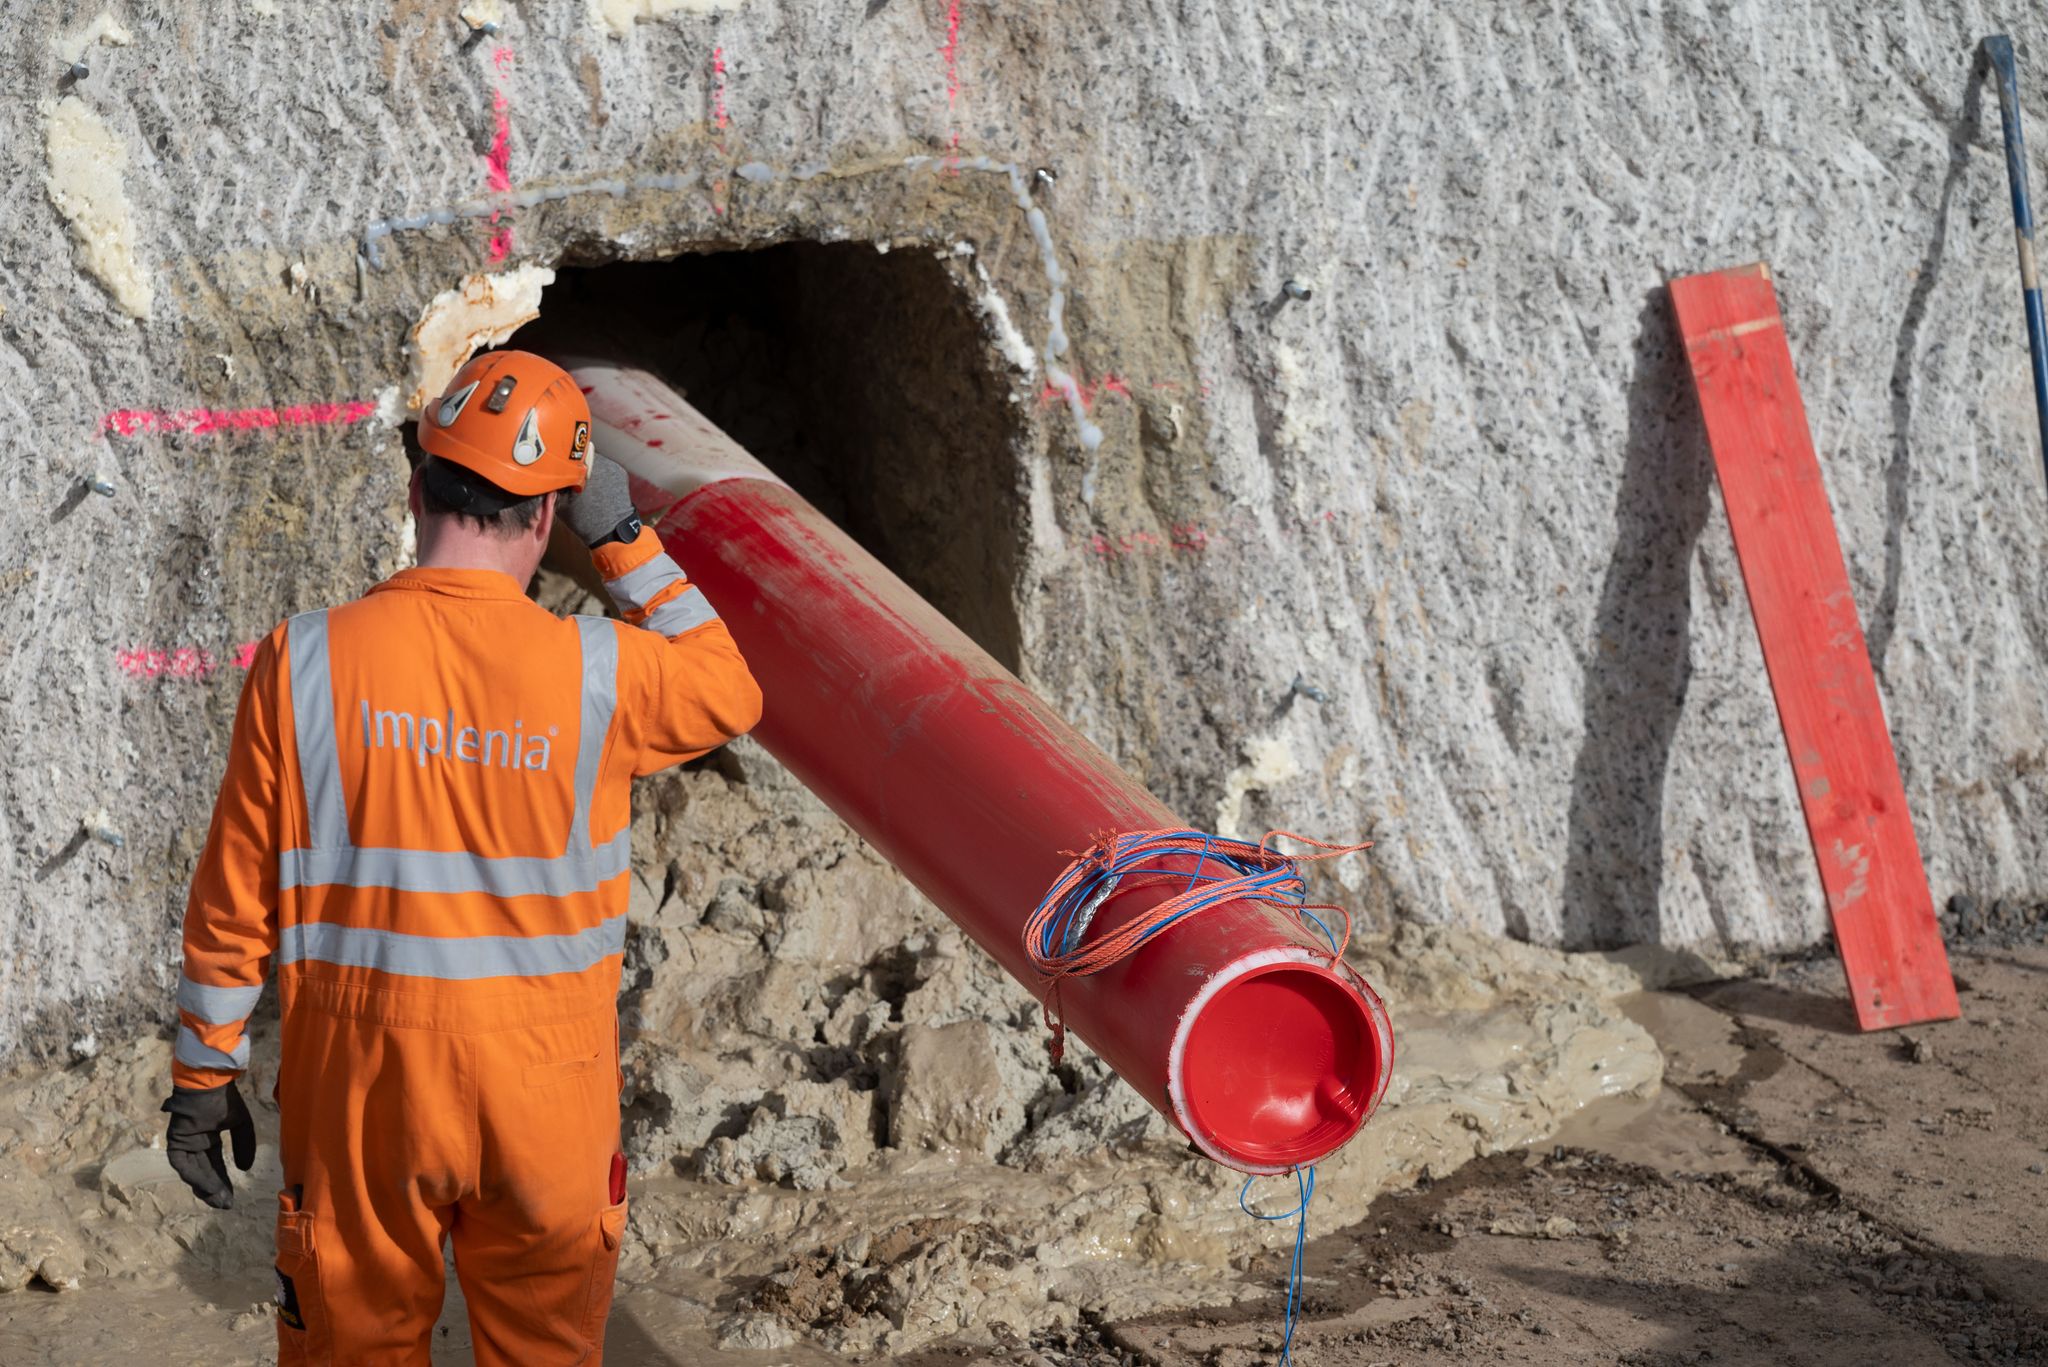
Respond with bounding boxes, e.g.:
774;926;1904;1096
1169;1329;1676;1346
417;350;592;496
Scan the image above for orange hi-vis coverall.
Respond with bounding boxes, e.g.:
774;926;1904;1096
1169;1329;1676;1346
173;527;761;1365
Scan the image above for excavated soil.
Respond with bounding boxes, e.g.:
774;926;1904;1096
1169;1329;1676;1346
0;828;1669;1366
4;928;2043;1364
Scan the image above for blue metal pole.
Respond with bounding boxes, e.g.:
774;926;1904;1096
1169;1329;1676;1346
1985;35;2048;490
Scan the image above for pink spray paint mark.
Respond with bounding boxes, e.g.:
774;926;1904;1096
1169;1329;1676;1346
487;96;513;190
100;401;377;438
713;46;729;134
486;46;515;261
1090;525;1219;562
942;0;961;163
709;46;731;217
1037;372;1135;412
116;640;263;682
1086;509;1352;562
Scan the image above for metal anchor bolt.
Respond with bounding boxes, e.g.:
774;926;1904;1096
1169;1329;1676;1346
88;478;116;497
67;60;89;81
1282;279;1313;303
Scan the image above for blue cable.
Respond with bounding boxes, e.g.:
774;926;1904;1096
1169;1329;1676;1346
1240;1165;1317;1366
1030;831;1347;1359
1031;830;1332;967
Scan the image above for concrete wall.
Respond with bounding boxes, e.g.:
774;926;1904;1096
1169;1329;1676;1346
5;1;2047;1060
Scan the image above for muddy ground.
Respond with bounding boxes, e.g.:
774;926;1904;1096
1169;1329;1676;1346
3;923;2045;1365
1073;938;2048;1367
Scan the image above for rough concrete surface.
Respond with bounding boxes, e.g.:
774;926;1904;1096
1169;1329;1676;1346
5;3;2048;1062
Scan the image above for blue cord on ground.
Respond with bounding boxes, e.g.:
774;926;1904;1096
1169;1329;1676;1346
1240;1164;1317;1366
1023;827;1359;1358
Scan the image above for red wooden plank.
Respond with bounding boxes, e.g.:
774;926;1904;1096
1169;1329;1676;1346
1669;263;1958;1030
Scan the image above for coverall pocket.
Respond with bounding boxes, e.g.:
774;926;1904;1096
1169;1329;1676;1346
273;1193;329;1365
579;1197;630;1352
525;1053;605;1094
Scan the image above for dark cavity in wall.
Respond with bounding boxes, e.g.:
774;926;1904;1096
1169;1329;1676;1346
522;244;1026;671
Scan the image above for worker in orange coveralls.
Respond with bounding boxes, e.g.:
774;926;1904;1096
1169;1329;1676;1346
159;349;763;1364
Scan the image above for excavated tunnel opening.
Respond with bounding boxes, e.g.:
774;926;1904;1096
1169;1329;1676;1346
521;243;1028;671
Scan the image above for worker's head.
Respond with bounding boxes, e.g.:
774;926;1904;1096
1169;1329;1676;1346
416;349;593;495
401;451;556;584
407;350;594;579
412;455;553;530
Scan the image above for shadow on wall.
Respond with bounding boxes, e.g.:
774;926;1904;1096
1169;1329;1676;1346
1869;52;1990;681
1559;288;1716;949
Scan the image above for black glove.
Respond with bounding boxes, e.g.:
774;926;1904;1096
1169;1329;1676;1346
162;1082;256;1210
559;454;638;547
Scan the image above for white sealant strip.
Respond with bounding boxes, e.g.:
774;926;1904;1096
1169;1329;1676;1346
906;154;1104;454
970;257;1037;376
1166;946;1397;1175
361;170;702;269
569;359;785;498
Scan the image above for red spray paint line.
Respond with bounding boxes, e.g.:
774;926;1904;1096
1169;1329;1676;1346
709;46;731;216
942;0;962;160
100;401;376;437
116;640;261;681
1086;509;1350;562
486;46;516;261
488;90;512;191
713;46;729;134
1037;372;1134;411
1090;524;1220;560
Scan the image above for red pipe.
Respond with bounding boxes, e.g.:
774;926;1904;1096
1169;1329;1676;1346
572;362;1392;1173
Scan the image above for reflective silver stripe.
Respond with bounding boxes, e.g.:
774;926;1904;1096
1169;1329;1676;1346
287;611;349;849
177;976;262;1025
569;618;618;854
279;830;631;897
642;586;718;637
174;1024;250;1072
603;554;687;614
277;914;629;980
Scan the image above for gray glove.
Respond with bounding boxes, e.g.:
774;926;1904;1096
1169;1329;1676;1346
559;454;638;547
162;1081;256;1210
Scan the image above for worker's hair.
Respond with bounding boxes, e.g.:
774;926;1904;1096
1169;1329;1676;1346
409;448;549;536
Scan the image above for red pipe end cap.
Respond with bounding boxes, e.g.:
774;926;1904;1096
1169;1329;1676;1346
1174;960;1391;1172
